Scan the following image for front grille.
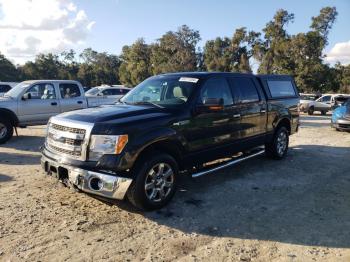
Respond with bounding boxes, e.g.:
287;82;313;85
339;124;350;129
51;123;86;135
47;122;87;159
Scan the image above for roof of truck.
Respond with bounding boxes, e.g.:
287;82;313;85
21;80;81;84
158;72;293;79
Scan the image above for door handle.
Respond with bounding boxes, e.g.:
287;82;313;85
77;101;83;104
51;102;57;106
233;114;241;119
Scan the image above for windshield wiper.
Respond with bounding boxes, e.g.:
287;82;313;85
133;101;164;108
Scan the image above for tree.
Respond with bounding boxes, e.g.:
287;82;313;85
118;38;152;86
150;25;201;74
78;48;120;87
311;6;338;44
0;52;18;81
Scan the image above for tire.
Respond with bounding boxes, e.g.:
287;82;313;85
265;126;289;160
308;107;314;115
0;118;14;144
321;110;327;115
127;152;178;210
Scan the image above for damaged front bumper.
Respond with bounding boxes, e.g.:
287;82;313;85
41;154;132;200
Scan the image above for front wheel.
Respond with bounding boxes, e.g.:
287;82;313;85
127;153;178;210
0;119;14;144
321;110;327;115
265;126;289;160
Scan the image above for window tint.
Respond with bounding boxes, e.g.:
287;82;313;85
229;77;259;103
0;85;11;93
200;77;233;106
321;96;331;102
59;83;81;99
267;80;296;98
25;84;56;99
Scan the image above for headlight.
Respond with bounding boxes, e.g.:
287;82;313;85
88;135;128;161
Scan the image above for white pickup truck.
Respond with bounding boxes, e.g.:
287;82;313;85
0;80;118;144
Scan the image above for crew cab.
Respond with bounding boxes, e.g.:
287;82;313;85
41;72;300;210
0;80;119;144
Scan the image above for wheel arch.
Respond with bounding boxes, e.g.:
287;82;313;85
0;108;18;126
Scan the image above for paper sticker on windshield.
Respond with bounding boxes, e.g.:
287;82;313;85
179;77;199;83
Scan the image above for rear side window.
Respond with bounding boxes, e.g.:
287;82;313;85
229;77;259;103
59;83;81;99
0;85;11;93
102;89;123;96
200;77;233;106
267;80;296;98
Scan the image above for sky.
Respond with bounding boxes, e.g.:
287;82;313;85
0;0;349;65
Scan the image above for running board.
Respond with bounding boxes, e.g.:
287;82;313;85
191;149;265;178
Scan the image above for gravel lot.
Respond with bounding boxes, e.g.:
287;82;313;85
0;114;350;261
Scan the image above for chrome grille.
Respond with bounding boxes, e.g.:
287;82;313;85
46;122;87;159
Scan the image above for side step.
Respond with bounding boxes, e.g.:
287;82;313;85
191;149;265;178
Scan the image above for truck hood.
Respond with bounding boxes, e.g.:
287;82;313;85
56;104;173;124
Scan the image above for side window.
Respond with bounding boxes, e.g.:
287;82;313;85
267;80;296;98
25;84;56;99
0;85;11;93
59;83;81;99
199;77;233;106
103;89;122;96
322;96;331;102
229;77;259;103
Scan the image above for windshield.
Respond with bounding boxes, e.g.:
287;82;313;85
120;76;198;107
85;87;100;96
5;82;31;98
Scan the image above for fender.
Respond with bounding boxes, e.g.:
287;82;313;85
0;108;19;126
97;127;186;172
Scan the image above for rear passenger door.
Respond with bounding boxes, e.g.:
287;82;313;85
58;83;87;112
228;77;267;140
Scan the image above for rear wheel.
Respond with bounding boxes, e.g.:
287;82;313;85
127;152;178;210
0;118;13;144
308;107;314;115
265;126;289;160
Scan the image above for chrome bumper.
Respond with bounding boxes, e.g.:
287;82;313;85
41;155;132;200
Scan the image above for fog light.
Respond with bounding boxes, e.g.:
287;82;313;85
89;177;104;191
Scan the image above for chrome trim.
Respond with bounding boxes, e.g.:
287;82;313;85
41;155;132;200
47;116;94;161
192;149;265;178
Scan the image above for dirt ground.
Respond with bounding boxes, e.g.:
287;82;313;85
1;114;350;261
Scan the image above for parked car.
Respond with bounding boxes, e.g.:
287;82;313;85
331;99;350;131
301;94;346;115
85;85;131;102
0;82;18;97
333;95;350;109
0;80;118;144
41;72;300;210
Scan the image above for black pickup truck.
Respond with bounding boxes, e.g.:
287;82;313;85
41;72;300;210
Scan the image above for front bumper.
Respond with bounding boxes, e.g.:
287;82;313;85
332;118;350;131
41;154;133;200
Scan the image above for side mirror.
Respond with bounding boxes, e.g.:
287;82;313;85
196;98;224;113
22;93;31;100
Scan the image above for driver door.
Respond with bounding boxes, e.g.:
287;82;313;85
183;77;241;163
18;83;60;125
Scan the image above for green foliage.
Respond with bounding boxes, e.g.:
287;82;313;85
150;25;201;74
119;39;151;86
0;52;18;81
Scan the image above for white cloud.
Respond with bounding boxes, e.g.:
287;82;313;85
325;40;350;65
0;0;95;64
